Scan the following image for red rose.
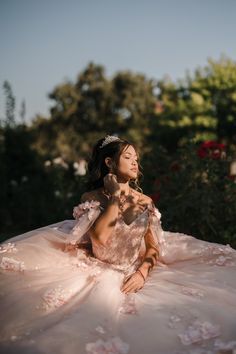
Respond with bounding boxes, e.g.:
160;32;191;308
197;141;226;159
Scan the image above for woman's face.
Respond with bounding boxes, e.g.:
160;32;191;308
116;145;139;180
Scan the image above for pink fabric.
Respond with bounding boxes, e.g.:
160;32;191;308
0;200;236;354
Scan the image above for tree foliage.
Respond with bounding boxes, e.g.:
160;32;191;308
30;62;156;160
151;56;236;151
1;57;236;246
3;81;15;127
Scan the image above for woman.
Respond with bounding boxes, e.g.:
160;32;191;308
0;135;236;354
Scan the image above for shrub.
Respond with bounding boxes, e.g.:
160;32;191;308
143;141;236;248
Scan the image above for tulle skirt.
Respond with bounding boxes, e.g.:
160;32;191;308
0;220;236;354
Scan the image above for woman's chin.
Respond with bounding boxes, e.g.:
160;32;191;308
128;172;138;179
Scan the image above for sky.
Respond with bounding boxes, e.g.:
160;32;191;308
0;0;236;123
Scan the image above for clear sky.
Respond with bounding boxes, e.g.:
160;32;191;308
0;0;236;123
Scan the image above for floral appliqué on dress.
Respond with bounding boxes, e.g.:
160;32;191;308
119;294;138;315
0;256;25;272
178;320;221;345
40;285;74;311
0;242;18;253
86;336;129;354
0;242;25;271
197;243;235;267
73;200;101;221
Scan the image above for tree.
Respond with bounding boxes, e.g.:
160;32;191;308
190;56;236;142
19;99;26;124
3;81;16;127
30;62;157;160
150;56;236;151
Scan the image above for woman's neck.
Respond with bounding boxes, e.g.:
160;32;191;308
118;181;131;196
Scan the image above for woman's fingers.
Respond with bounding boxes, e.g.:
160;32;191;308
120;278;134;292
120;275;143;294
122;283;135;293
107;173;118;181
103;173;120;196
105;173;116;179
123;284;140;294
121;280;141;293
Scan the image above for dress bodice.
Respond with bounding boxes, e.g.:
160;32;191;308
64;199;162;276
91;207;150;271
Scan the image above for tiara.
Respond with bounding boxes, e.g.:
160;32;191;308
99;135;121;149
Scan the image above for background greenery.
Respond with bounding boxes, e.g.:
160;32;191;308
1;56;236;247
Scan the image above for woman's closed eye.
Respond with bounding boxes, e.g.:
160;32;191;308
125;157;138;162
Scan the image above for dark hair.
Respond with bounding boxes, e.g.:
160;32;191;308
86;137;143;191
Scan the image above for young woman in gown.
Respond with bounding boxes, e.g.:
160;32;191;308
0;135;236;354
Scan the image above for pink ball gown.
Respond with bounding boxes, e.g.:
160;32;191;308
0;199;236;354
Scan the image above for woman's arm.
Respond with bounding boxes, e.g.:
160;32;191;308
81;191;120;246
120;223;159;294
137;226;160;280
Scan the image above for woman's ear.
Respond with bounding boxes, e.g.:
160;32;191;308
105;157;112;170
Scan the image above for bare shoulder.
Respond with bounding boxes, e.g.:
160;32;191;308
131;188;153;206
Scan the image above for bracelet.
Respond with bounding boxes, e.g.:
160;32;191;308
136;269;146;282
108;195;120;205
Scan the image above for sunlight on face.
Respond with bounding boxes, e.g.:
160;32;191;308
117;145;139;180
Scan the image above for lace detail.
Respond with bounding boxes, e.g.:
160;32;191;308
178;320;221;345
40;285;74;310
0;256;25;271
197;243;236;267
70;249;103;277
73;200;101;221
86;336;129;354
91;209;150;271
119;294;137;315
66;200;102;246
0;242;18;253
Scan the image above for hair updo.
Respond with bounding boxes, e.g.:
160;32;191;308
86;136;143;191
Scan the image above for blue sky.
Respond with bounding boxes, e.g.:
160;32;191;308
0;0;236;123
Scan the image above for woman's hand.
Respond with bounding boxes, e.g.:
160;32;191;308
103;173;121;197
120;271;145;294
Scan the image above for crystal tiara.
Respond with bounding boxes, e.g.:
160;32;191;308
99;135;122;149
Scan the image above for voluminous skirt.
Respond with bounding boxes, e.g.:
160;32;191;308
0;201;236;354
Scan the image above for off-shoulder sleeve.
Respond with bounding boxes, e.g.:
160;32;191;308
146;201;166;263
66;200;103;246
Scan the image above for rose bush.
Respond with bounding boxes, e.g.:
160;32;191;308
142;142;236;248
